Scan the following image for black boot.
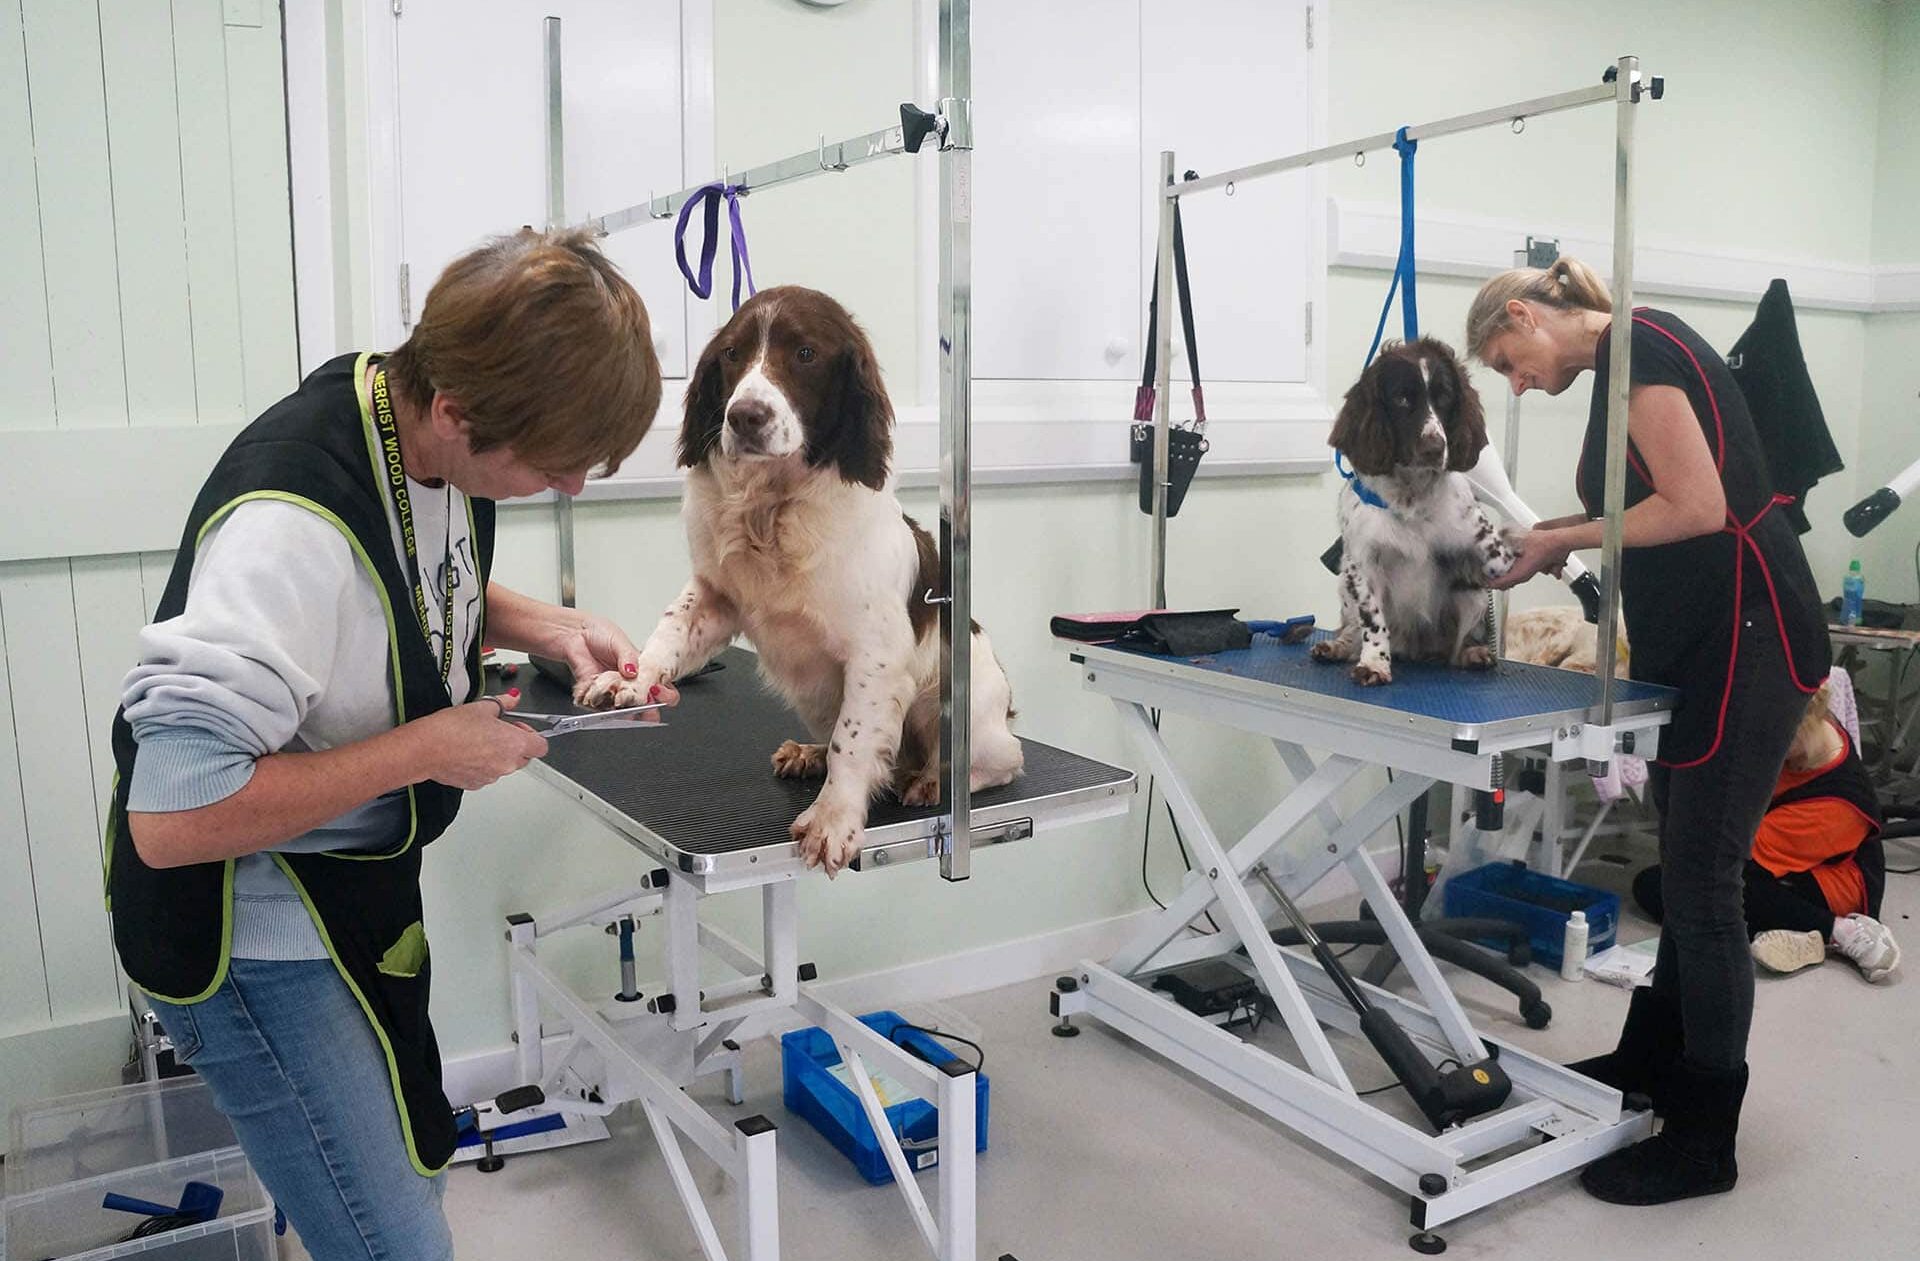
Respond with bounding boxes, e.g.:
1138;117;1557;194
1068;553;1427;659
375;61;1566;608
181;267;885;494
1579;1062;1747;1205
1568;987;1682;1108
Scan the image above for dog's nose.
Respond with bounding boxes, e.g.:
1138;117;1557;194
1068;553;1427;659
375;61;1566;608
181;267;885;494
727;398;773;433
1417;421;1446;457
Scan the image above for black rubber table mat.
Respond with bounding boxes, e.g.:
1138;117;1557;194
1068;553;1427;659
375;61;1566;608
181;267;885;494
493;647;1132;859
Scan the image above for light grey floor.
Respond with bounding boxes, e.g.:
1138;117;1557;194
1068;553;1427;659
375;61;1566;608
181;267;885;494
395;865;1919;1261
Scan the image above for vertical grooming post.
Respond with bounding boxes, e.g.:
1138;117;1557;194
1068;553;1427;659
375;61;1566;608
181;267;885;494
1496;243;1527;638
1149;150;1177;609
1591;56;1640;761
544;16;577;608
937;0;974;880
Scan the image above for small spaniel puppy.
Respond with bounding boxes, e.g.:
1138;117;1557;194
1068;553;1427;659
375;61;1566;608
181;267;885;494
1311;338;1516;686
578;286;1023;874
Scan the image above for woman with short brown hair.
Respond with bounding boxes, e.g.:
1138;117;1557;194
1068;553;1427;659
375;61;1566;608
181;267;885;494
106;226;662;1260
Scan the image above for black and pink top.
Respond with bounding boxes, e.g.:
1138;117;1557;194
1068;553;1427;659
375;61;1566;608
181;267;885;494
1576;308;1831;768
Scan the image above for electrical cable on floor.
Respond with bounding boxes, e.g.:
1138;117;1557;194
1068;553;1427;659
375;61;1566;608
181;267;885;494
1356;1057;1462;1100
889;1023;985;1074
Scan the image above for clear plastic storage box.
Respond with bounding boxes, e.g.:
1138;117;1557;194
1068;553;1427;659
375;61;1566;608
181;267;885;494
2;1147;274;1261
6;1078;239;1199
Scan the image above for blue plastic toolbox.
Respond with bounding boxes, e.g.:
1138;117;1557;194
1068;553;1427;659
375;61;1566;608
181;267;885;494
1442;861;1620;969
780;1011;989;1185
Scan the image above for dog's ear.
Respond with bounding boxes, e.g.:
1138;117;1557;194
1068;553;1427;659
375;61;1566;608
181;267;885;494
1428;339;1488;473
809;323;893;490
677;337;728;468
1328;363;1394;476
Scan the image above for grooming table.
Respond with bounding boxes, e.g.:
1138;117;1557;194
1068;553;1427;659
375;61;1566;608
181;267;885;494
1049;633;1675;1250
1829;622;1920;797
493;647;1134;1261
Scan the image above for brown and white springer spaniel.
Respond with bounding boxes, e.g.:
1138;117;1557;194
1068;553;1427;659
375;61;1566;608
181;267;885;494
1312;338;1517;685
577;286;1023;874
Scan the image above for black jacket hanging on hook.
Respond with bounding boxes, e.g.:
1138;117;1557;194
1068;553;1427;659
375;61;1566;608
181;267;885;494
1727;279;1842;535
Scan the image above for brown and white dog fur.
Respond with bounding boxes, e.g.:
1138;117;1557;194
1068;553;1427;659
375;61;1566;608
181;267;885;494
576;286;1023;873
1311;338;1517;686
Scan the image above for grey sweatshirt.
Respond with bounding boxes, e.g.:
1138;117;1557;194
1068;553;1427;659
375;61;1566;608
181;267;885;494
121;478;478;959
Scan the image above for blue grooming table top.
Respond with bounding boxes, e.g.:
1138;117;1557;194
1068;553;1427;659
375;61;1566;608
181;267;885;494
1069;631;1675;746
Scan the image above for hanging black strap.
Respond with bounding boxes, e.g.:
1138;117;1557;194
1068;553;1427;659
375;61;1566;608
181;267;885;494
1135;191;1206;426
369;368;457;692
1132;177;1210;519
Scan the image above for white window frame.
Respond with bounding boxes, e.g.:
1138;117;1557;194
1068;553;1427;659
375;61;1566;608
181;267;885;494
284;0;1332;501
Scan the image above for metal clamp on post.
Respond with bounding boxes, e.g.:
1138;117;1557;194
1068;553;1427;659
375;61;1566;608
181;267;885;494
936;96;972;150
1602;62;1665;102
900;103;943;153
1551;721;1634;777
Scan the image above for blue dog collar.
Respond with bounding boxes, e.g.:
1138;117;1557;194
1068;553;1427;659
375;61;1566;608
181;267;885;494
1334;451;1388;509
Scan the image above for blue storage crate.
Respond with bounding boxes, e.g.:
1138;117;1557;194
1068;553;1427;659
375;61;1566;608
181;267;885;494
1442;861;1619;970
780;1011;989;1185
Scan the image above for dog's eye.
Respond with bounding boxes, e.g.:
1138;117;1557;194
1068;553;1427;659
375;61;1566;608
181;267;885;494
797;347;816;364
723;345;739;363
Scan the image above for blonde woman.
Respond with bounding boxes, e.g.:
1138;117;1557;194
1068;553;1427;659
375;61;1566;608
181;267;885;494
1466;259;1829;1206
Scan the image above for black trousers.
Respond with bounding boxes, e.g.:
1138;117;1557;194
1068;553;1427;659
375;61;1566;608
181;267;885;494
1645;623;1811;1073
1632;861;1834;938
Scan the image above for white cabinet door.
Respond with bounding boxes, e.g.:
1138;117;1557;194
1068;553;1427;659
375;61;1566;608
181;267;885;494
970;0;1142;383
1142;0;1313;386
396;0;688;377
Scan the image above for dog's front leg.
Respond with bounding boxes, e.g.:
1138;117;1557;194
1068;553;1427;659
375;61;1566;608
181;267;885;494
1448;590;1497;670
1342;563;1393;685
1311;560;1392;683
791;628;917;876
577;578;739;708
1471;504;1519;580
1309;562;1366;663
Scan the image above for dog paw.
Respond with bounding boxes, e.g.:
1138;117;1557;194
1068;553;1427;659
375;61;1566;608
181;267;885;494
1281;622;1317;644
577;663;674;710
1310;640;1350;663
1350;661;1392;686
575;670;640;709
792;801;863;876
899;771;941;806
1456;644;1497;670
772;740;828;778
1486;528;1524;577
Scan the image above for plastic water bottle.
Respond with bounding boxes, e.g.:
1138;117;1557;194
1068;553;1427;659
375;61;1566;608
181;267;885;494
1841;560;1865;627
1560;910;1589;982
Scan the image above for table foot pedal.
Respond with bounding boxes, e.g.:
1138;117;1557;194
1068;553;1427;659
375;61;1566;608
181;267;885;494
496;1085;546;1114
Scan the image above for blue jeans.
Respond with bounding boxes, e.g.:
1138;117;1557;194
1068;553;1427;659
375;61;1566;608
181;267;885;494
150;958;455;1261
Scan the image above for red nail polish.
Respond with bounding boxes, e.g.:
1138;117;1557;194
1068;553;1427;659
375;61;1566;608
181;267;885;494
648;685;661;702
622;663;638;677
507;687;520;698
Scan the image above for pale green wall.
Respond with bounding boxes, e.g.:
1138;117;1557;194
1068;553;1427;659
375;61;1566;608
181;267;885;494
1872;0;1920;268
1329;0;1888;264
1858;1;1920;603
415;0;1912;1059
